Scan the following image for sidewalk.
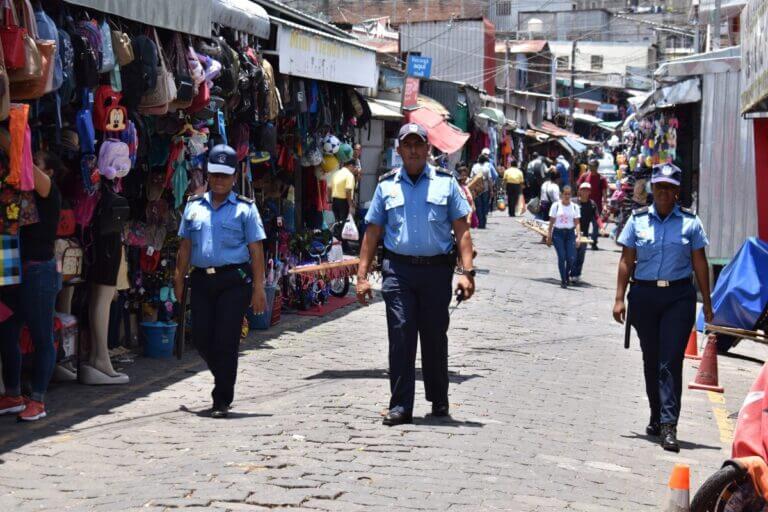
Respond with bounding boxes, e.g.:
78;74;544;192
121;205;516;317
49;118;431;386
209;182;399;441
0;212;763;511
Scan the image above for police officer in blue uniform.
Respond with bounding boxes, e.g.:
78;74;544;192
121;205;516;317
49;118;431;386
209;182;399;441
357;123;476;426
174;145;267;418
613;163;713;452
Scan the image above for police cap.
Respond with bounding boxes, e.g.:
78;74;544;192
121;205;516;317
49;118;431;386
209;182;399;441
651;163;682;186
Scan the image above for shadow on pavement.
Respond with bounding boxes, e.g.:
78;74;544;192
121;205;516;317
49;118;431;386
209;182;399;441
304;368;482;384
720;351;765;365
179;405;273;419
621;432;721;451
414;415;484;428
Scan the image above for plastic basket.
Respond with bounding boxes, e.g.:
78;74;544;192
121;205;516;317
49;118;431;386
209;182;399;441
247;285;277;330
141;321;177;358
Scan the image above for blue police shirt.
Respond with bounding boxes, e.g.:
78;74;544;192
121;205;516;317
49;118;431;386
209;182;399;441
178;192;266;268
618;204;709;281
365;165;471;256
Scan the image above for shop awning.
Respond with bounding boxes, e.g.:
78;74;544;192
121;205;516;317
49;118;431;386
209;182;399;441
365;98;403;120
476;107;506;125
212;0;270;39
405;107;469;155
418;95;450;117
535;121;600;146
557;137;588;156
274;18;378;88
637;78;701;117
63;0;212;38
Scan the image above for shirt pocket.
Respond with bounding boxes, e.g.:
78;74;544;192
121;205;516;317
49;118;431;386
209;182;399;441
384;195;405;227
221;220;243;247
426;193;449;222
185;218;203;244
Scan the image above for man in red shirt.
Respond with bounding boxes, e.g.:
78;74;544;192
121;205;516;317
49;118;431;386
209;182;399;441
577;159;609;213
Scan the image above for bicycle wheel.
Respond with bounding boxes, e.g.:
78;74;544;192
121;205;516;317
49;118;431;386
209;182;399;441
329;276;350;298
690;464;754;512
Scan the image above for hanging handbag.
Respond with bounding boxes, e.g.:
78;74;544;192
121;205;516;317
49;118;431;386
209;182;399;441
0;0;24;69
0;35;9;121
168;33;193;111
54;238;83;282
10;1;54;100
139;28;175;113
7;0;40;83
110;23;133;66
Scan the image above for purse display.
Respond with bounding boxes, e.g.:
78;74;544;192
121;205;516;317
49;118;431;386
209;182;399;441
139;28;176;114
0;0;26;69
54;238;83;282
7;0;41;84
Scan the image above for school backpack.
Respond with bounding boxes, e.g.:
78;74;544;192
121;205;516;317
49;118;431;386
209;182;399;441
99;21;115;73
34;7;63;92
120;35;158;112
76;20;103;72
93;85;123;132
67;16;99;90
214;37;239;99
76;91;96;154
57;28;76;105
96;188;130;235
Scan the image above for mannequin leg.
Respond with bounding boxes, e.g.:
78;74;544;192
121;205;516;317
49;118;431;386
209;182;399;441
79;283;129;385
56;286;74;315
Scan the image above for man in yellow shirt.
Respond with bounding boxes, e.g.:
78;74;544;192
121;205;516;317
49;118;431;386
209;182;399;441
330;143;356;251
503;165;525;217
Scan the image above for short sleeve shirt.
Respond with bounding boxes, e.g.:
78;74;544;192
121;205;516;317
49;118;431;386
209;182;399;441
365;165;471;256
331;167;355;200
178;192;266;268
618;204;709;281
549;201;580;229
503;167;524;185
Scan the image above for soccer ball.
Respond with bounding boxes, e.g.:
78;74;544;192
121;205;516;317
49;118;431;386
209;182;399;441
322;135;341;155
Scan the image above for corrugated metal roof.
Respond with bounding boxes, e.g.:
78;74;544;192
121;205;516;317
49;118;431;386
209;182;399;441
495;40;548;55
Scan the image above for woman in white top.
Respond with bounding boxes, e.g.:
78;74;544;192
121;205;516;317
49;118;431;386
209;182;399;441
546;186;581;288
538;169;560;221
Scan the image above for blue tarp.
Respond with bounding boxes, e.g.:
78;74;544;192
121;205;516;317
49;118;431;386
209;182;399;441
562;137;587;154
697;237;768;332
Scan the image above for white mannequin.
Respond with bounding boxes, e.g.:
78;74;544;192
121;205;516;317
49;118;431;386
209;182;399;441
53;287;77;382
79;283;129;385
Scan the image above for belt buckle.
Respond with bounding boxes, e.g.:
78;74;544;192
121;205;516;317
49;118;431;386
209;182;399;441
205;267;216;275
657;280;670;287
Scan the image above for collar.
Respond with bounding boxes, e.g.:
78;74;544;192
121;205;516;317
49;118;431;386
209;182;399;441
203;191;238;207
395;164;433;184
649;204;681;221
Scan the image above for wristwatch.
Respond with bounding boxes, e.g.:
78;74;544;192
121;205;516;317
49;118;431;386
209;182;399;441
462;268;476;278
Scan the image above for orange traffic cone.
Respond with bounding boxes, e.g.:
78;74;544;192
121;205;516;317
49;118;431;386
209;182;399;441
665;464;690;512
688;335;724;393
684;330;701;360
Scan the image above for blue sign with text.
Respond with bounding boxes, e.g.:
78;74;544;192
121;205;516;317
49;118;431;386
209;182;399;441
407;55;432;79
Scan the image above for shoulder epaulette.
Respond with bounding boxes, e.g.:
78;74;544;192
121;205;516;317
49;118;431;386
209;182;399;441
680;206;695;216
379;169;398;182
188;195;204;202
435;167;453;177
632;207;649;216
237;194;255;204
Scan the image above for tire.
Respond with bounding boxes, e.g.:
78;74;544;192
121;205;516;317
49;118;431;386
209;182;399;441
329;277;350;298
715;334;740;354
690;464;749;512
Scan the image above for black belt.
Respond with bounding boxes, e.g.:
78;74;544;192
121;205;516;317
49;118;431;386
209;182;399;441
632;278;691;288
383;249;455;266
192;263;248;275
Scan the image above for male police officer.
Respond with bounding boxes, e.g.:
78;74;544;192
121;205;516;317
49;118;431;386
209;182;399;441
175;145;267;418
614;163;713;452
356;123;476;426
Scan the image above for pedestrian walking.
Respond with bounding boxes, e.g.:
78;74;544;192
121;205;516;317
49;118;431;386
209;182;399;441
546;186;581;288
538;170;560;221
556;155;570;190
175;145;267;419
577;158;609;213
356;123;475;426
571;182;599;283
330;143;356;252
613;163;713;452
471;155;491;229
457;166;477;227
0;153;63;421
525;152;546;202
502;164;524;217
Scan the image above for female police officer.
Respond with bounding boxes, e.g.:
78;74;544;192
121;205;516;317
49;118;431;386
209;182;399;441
613;163;713;452
174;145;267;418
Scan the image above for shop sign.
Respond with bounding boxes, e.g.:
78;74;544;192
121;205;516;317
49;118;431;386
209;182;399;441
741;0;768;114
276;26;377;89
402;77;420;110
406;55;432;79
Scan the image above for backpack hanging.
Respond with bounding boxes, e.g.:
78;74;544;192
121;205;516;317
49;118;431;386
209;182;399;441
96;187;129;236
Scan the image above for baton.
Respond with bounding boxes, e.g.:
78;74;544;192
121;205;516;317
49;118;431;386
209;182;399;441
449;288;465;317
624;300;631;349
175;274;190;360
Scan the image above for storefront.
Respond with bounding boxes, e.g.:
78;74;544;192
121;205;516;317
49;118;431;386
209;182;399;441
0;0;378;391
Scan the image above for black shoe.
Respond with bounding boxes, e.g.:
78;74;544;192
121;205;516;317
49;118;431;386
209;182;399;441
382;406;412;426
591;244;599;251
660;423;680;452
560;282;568;289
431;403;450;417
211;404;230;419
646;421;661;437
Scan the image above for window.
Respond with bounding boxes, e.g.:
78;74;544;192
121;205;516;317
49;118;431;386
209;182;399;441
556;56;570;70
591;55;603;70
496;1;512;16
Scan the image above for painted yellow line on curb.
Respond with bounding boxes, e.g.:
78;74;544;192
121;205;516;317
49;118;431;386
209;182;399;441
707;391;734;444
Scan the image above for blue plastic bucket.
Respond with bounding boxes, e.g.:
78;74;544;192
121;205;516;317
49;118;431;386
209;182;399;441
247;285;277;330
141;321;177;358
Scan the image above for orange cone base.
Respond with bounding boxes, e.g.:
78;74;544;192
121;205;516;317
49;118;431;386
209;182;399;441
688;381;724;393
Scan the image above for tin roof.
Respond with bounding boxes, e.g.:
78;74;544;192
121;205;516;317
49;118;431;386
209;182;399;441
495;40;549;55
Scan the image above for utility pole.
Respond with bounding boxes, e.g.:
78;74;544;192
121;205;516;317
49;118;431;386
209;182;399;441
504;40;510;105
710;0;722;50
569;40;576;129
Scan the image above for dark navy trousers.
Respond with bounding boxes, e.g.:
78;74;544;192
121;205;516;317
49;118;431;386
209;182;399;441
628;282;696;425
381;258;453;413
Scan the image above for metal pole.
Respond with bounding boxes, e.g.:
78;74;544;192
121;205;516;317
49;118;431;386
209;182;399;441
569;40;576;129
505;40;510;105
711;0;722;50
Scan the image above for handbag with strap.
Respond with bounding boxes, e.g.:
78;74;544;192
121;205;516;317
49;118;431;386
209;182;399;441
110;21;133;66
0;33;9;121
168;33;193;111
54;238;83;282
0;0;25;69
7;0;41;84
139;28;175;114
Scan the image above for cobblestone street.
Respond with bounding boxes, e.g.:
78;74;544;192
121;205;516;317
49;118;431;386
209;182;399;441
0;213;762;511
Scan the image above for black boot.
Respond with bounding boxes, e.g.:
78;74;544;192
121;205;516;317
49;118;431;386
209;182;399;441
660;423;680;452
646;420;660;437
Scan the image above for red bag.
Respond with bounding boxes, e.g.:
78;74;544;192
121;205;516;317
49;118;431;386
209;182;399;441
94;85;123;132
0;0;26;70
56;208;75;237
